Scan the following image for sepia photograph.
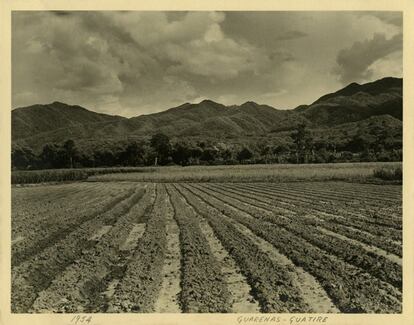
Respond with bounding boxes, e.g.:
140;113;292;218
2;3;413;325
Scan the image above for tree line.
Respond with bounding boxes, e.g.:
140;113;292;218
12;124;402;170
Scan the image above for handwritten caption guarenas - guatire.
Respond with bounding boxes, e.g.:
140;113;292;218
236;315;329;325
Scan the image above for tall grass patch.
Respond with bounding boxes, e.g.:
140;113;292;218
12;167;155;184
373;166;402;181
89;162;402;183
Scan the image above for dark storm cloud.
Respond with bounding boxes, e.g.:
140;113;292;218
12;11;403;116
335;33;402;84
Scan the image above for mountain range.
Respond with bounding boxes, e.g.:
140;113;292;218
12;77;402;152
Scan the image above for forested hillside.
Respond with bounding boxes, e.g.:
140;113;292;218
12;77;402;169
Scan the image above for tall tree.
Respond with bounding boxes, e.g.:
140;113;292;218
40;143;60;168
11;147;37;170
120;141;144;166
237;147;253;163
172;142;191;166
291;123;312;163
200;148;217;164
150;133;171;165
63;139;78;168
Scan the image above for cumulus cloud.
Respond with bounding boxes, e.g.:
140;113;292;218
360;11;402;28
334;33;402;84
13;11;273;115
12;11;403;115
275;30;308;41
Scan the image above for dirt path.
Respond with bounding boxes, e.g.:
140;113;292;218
227;215;339;313
120;224;146;251
153;194;181;313
193;184;339;313
194;209;261;313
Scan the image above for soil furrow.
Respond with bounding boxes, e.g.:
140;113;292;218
203;185;402;256
184;183;338;313
166;184;232;313
216;183;402;242
178;184;260;313
175;184;311;313
153;189;182;313
273;182;401;203
232;183;402;230
316;227;402;266
12;185;146;313
200;184;402;289
247;183;402;227
31;184;155;313
12;184;120;240
12;186;137;267
214;183;401;256
199;184;401;312
108;184;169;312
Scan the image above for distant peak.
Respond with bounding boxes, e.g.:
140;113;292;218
199;99;220;105
345;82;360;88
175;102;191;109
377;76;402;82
241;101;259;106
50;101;69;106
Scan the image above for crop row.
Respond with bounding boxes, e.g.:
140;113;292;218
311;181;402;198
108;184;171;312
190;184;401;313
12;184;134;254
194;184;401;289
235;182;401;229
246;183;402;238
261;183;402;224
12;185;139;267
218;183;402;241
249;183;402;227
213;183;403;255
201;183;402;257
166;185;232;312
11;186;146;312
174;184;312;313
12;182;98;203
275;182;401;204
32;184;157;312
12;183;111;232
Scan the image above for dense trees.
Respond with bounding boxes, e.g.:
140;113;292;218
11;129;402;170
63;140;78;169
237;148;253;163
12;147;37;169
171;142;191;166
150;133;171;165
119;141;145;166
291;123;313;164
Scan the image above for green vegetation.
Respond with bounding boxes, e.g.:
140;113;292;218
89;162;401;184
373;166;403;181
11;167;153;184
12;122;402;171
12;161;402;185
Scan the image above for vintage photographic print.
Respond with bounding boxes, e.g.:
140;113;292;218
8;8;406;319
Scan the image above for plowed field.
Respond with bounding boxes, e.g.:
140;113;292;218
11;181;402;313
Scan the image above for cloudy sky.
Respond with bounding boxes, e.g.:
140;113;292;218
12;11;402;117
